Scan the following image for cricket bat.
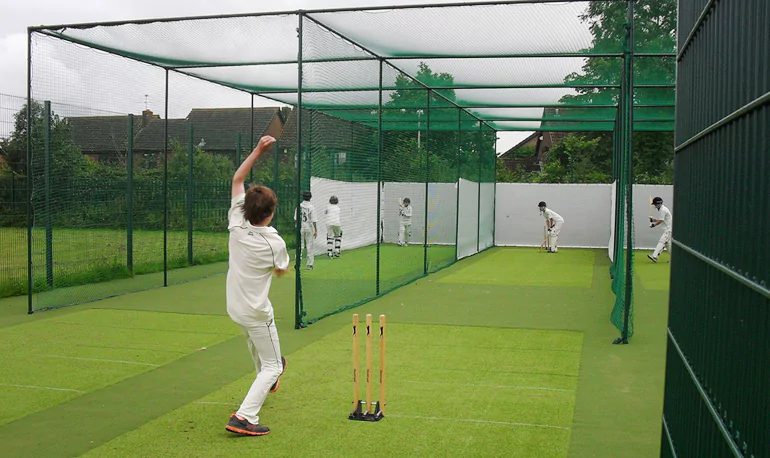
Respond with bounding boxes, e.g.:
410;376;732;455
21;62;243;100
398;197;403;207
649;195;653;220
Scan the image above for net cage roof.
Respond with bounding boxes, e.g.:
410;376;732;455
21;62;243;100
31;0;676;133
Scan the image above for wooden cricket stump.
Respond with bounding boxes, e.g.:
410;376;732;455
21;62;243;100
349;313;386;421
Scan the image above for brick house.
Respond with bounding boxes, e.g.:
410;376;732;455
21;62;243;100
66;107;290;166
498;131;569;173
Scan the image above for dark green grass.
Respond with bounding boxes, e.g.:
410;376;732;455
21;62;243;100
0;227;229;298
299;243;456;323
0;308;240;425
83;324;582;458
0;246;668;458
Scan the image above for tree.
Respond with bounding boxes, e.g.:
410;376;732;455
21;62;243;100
553;1;676;184
382;63;494;183
0;101;94;177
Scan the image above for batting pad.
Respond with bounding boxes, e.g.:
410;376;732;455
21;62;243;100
439;248;595;288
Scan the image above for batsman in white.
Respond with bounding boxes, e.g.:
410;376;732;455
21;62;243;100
325;195;342;258
538;201;564;253
225;136;289;436
647;196;672;263
294;190;318;270
398;197;413;246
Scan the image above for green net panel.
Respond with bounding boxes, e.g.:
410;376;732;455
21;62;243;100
0;94;31;298
23;0;677;325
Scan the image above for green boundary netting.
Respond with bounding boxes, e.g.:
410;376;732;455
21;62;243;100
17;0;673;335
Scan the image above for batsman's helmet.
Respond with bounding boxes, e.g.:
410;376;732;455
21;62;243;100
652;197;663;205
329;195;339;204
538;201;547;208
302;190;312;201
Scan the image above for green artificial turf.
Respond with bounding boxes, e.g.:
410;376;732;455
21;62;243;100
439;247;595;288
84;324;582;458
0;247;669;458
298;243;456;323
0;309;240;425
635;252;671;291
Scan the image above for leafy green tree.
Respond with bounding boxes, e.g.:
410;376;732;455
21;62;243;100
1;101;94;177
553;1;675;184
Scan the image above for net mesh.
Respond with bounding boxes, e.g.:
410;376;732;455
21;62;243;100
19;1;670;329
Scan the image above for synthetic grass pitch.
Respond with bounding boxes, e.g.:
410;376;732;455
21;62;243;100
439;248;595;288
0;308;240;425
83;323;582;458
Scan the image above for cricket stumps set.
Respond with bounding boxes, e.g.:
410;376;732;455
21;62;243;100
349;313;386;422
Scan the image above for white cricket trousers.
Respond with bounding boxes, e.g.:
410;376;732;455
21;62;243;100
549;221;563;251
235;319;283;425
652;230;672;258
301;228;314;267
399;223;412;245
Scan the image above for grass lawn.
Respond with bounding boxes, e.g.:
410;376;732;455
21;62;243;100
0;227;228;298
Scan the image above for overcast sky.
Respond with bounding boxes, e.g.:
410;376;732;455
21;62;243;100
0;0;542;152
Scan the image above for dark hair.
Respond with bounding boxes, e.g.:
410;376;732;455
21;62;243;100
538;201;547;208
244;184;277;225
329;195;339;204
302;190;312;201
403;197;410;205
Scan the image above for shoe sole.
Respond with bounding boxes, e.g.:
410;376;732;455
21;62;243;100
647;255;657;263
225;425;270;436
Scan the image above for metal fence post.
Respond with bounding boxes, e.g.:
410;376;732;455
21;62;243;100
44;101;53;287
187;123;194;266
127;114;134;273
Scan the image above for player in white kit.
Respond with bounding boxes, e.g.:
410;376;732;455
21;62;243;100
647;196;672;263
325;195;342;258
538;201;564;253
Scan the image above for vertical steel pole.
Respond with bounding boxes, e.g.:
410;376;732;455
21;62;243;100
476;123;482;254
423;91;430;274
493;133;497;246
187;124;194;266
295;12;304;329
26;29;33;314
273;141;279;230
43;100;53;287
621;0;635;343
44;101;52;287
163;70;169;287
376;59;383;295
250;94;255;183
127;114;134;273
454;110;461;261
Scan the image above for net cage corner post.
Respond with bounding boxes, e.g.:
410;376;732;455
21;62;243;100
612;0;635;346
294;11;306;330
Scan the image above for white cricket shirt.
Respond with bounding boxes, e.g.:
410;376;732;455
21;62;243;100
226;193;290;325
325;204;341;226
658;205;672;232
399;205;413;225
295;201;317;231
543;208;564;224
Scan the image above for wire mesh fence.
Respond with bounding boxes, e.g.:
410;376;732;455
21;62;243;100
15;2;677;334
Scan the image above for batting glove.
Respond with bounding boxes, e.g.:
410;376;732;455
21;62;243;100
547;228;552;233
650;223;655;228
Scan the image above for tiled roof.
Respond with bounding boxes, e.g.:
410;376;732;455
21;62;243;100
278;108;375;151
66;116;144;154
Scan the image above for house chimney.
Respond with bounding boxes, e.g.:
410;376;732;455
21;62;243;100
142;109;154;128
